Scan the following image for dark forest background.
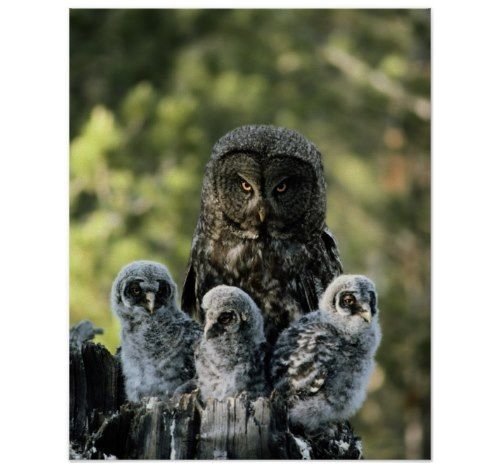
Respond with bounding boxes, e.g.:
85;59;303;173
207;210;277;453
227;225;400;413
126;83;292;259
70;9;430;459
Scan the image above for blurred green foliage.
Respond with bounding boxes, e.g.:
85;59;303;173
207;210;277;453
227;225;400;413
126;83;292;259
70;9;430;459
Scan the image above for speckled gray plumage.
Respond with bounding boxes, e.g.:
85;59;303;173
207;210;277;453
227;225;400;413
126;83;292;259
195;285;268;402
182;125;343;346
111;260;202;402
271;275;381;433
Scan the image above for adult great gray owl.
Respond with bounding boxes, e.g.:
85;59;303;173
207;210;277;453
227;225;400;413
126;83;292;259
271;275;381;433
195;285;268;401
182;125;343;345
111;261;202;402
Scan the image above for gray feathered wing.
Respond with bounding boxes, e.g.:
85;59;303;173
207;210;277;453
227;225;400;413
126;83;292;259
272;321;339;397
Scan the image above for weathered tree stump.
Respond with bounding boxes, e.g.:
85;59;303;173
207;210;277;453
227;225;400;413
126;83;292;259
197;396;272;459
69;321;362;459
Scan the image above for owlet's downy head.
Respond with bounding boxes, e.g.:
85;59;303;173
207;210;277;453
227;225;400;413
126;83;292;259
201;285;265;343
319;274;379;334
111;260;177;320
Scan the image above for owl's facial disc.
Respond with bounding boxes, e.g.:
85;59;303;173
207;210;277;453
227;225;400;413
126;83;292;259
215;153;315;238
124;278;171;315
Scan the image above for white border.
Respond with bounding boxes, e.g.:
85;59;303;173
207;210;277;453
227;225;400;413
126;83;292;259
2;2;500;463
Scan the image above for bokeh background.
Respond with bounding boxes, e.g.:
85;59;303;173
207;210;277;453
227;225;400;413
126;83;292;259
70;9;430;459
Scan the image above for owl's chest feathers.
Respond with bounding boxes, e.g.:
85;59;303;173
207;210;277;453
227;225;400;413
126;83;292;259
201;337;254;369
335;342;369;377
121;317;196;370
197;338;260;398
206;236;310;292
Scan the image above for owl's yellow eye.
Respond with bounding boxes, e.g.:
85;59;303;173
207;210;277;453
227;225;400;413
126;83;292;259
241;180;253;192
276;182;287;193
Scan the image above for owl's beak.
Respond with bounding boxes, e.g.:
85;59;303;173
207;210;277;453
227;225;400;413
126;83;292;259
258;206;267;223
359;304;372;323
145;292;155;314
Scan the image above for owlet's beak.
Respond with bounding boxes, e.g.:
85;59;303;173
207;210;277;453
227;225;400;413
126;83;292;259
145;292;155;314
359;303;372;323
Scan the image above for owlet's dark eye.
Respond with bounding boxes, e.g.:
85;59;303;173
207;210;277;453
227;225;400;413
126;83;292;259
341;294;356;306
275;182;287;193
156;280;171;299
240;180;253;193
129;282;142;297
218;311;235;325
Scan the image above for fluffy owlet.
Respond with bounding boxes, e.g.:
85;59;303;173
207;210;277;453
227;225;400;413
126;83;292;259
195;285;268;402
271;275;382;433
111;260;202;402
182;125;343;346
